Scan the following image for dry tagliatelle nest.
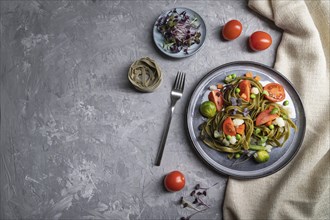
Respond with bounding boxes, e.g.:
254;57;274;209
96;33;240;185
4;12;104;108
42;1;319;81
128;57;163;92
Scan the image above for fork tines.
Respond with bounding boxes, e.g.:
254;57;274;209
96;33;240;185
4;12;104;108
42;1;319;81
174;71;186;91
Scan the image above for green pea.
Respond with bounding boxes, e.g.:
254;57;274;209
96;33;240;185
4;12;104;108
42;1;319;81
270;108;279;114
283;100;289;106
235;153;241;159
262;90;269;96
255;128;261;134
269;124;275;130
231;73;237;79
236;134;241;140
226;135;231;140
250;94;256;99
235;88;241;93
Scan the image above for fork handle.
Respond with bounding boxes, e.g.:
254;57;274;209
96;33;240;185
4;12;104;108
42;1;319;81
155;106;175;166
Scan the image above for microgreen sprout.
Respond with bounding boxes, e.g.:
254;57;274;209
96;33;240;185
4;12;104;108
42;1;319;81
156;8;201;54
180;197;200;211
179;182;219;220
180;208;209;220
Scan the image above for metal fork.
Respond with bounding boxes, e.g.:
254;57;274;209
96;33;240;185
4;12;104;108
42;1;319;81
155;71;186;166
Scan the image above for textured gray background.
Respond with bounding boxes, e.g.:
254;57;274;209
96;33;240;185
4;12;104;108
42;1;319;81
0;0;281;219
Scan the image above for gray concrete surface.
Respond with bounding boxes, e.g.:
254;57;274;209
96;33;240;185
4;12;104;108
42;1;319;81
0;0;281;219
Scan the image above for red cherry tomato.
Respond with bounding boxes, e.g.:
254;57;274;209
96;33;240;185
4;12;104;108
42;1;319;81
236;124;245;135
239;80;251;101
222;20;243;40
263;83;286;102
208;90;223;111
164;171;185;192
223;117;236;136
256;107;279;126
249;31;272;51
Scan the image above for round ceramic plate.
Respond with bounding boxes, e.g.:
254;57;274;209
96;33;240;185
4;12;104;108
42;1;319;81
186;61;306;179
153;7;206;58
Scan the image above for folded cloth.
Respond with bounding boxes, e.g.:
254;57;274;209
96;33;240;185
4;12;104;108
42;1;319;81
223;0;330;219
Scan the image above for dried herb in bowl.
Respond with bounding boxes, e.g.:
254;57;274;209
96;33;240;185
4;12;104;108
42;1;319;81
128;57;162;92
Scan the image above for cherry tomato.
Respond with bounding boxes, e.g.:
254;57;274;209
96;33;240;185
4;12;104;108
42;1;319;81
256;107;279;126
235;124;245;135
223;117;236;136
208;90;223;111
249;31;272;51
222;20;243;40
263;83;286;102
164;171;185;192
239;80;251;101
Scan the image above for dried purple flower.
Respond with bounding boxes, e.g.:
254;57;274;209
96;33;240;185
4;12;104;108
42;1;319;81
230;97;237;106
243;108;249;117
196;197;211;208
237;98;242;106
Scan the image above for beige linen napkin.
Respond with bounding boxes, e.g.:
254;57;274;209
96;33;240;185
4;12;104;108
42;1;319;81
223;0;330;219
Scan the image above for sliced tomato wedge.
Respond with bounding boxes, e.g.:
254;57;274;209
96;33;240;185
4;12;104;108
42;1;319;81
223;117;236;136
235;124;245;135
263;83;285;102
239;80;251;102
208;90;223;111
264;120;273;126
256;107;279;126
